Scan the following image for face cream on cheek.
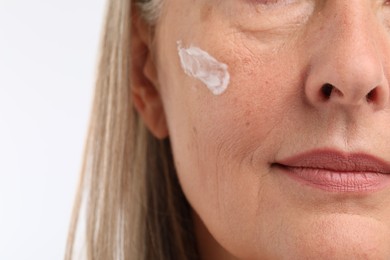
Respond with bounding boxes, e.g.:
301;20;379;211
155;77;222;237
177;40;230;95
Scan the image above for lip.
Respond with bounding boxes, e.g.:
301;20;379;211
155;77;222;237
274;149;390;193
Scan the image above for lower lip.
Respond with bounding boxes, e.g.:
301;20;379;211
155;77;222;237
277;165;390;192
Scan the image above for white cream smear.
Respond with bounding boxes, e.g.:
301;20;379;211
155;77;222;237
177;40;230;95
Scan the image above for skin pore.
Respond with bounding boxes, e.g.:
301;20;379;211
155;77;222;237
133;0;390;259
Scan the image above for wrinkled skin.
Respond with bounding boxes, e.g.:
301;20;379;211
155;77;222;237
135;0;390;259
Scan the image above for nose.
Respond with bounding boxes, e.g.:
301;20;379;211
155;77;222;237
304;3;389;111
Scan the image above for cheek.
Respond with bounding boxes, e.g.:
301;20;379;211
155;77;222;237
169;45;288;175
165;42;302;257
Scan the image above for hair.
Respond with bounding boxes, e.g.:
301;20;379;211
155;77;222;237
65;0;200;259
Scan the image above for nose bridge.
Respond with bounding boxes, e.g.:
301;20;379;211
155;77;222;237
336;5;380;75
305;2;389;109
328;4;382;99
335;3;373;50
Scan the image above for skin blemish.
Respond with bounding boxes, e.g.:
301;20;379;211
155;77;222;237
177;40;230;95
200;3;213;22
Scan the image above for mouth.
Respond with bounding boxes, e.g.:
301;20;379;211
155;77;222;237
273;149;390;193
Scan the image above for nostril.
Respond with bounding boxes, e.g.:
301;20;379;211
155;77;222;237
366;89;376;103
316;83;385;106
321;83;334;100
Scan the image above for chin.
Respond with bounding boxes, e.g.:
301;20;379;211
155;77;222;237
277;214;390;260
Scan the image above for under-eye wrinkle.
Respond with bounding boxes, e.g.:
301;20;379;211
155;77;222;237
251;0;295;7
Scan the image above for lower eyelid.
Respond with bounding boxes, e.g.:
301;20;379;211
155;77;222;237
252;0;279;3
235;0;314;32
249;0;296;8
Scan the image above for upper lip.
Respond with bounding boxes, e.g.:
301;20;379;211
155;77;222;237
276;149;390;174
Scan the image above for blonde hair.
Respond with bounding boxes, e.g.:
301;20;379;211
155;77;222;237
65;0;199;259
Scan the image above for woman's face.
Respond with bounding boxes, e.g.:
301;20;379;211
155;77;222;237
153;0;390;258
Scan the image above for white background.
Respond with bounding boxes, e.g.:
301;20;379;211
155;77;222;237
0;1;106;259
